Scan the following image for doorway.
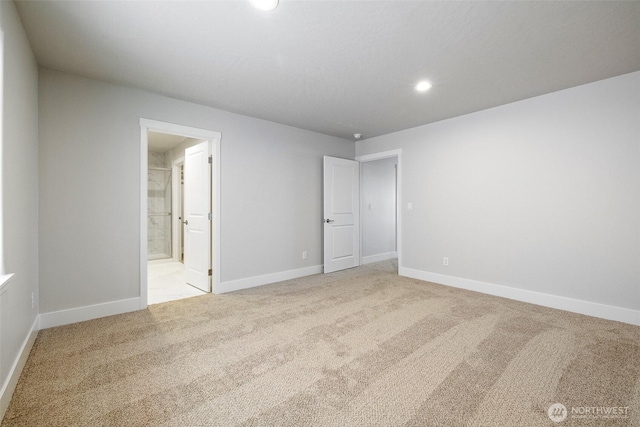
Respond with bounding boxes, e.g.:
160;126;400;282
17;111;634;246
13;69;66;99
356;150;402;272
140;119;221;309
147;131;209;304
360;156;398;264
322;150;402;275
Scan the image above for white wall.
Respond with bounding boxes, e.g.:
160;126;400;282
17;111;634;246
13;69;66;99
0;0;39;416
361;157;396;261
357;72;640;323
38;69;353;315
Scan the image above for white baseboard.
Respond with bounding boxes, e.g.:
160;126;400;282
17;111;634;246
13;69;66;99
362;252;398;265
400;267;640;326
217;265;323;294
1;316;39;420
39;297;142;329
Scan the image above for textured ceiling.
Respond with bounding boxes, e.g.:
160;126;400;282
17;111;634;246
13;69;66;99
15;1;640;140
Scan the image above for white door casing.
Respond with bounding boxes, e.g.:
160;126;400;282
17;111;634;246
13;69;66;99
184;141;211;292
140;119;221;307
323;156;360;273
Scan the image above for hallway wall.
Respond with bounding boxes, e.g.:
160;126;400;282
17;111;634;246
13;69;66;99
38;69;354;315
0;0;39;416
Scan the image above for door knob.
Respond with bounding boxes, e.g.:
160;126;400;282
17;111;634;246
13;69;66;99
324;219;334;223
182;220;189;225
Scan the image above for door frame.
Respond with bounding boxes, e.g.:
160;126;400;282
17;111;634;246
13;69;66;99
171;157;184;263
355;149;402;271
140;119;222;308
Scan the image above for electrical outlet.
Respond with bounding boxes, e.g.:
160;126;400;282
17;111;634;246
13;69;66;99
302;251;307;260
443;257;449;266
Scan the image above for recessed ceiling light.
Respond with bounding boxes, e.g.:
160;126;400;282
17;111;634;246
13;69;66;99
415;81;432;92
250;0;279;11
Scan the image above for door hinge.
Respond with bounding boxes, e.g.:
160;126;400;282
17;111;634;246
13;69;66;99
208;269;212;276
208;155;212;164
208;212;212;220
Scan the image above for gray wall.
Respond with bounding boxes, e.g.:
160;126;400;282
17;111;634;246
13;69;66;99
38;69;353;314
361;157;396;259
357;71;640;312
0;0;39;410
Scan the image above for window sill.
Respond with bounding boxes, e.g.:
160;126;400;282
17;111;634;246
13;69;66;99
0;273;14;294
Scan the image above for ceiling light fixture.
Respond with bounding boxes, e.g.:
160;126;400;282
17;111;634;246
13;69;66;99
415;80;432;92
250;0;279;11
353;133;363;140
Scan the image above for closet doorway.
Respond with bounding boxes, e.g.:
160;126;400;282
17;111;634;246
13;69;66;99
356;149;402;272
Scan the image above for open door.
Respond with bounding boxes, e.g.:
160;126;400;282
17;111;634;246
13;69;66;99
323;156;360;273
184;141;211;292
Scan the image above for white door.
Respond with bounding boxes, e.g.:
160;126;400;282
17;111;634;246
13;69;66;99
323;156;360;273
184;141;211;292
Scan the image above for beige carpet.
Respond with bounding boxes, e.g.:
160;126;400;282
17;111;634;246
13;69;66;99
3;260;640;426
